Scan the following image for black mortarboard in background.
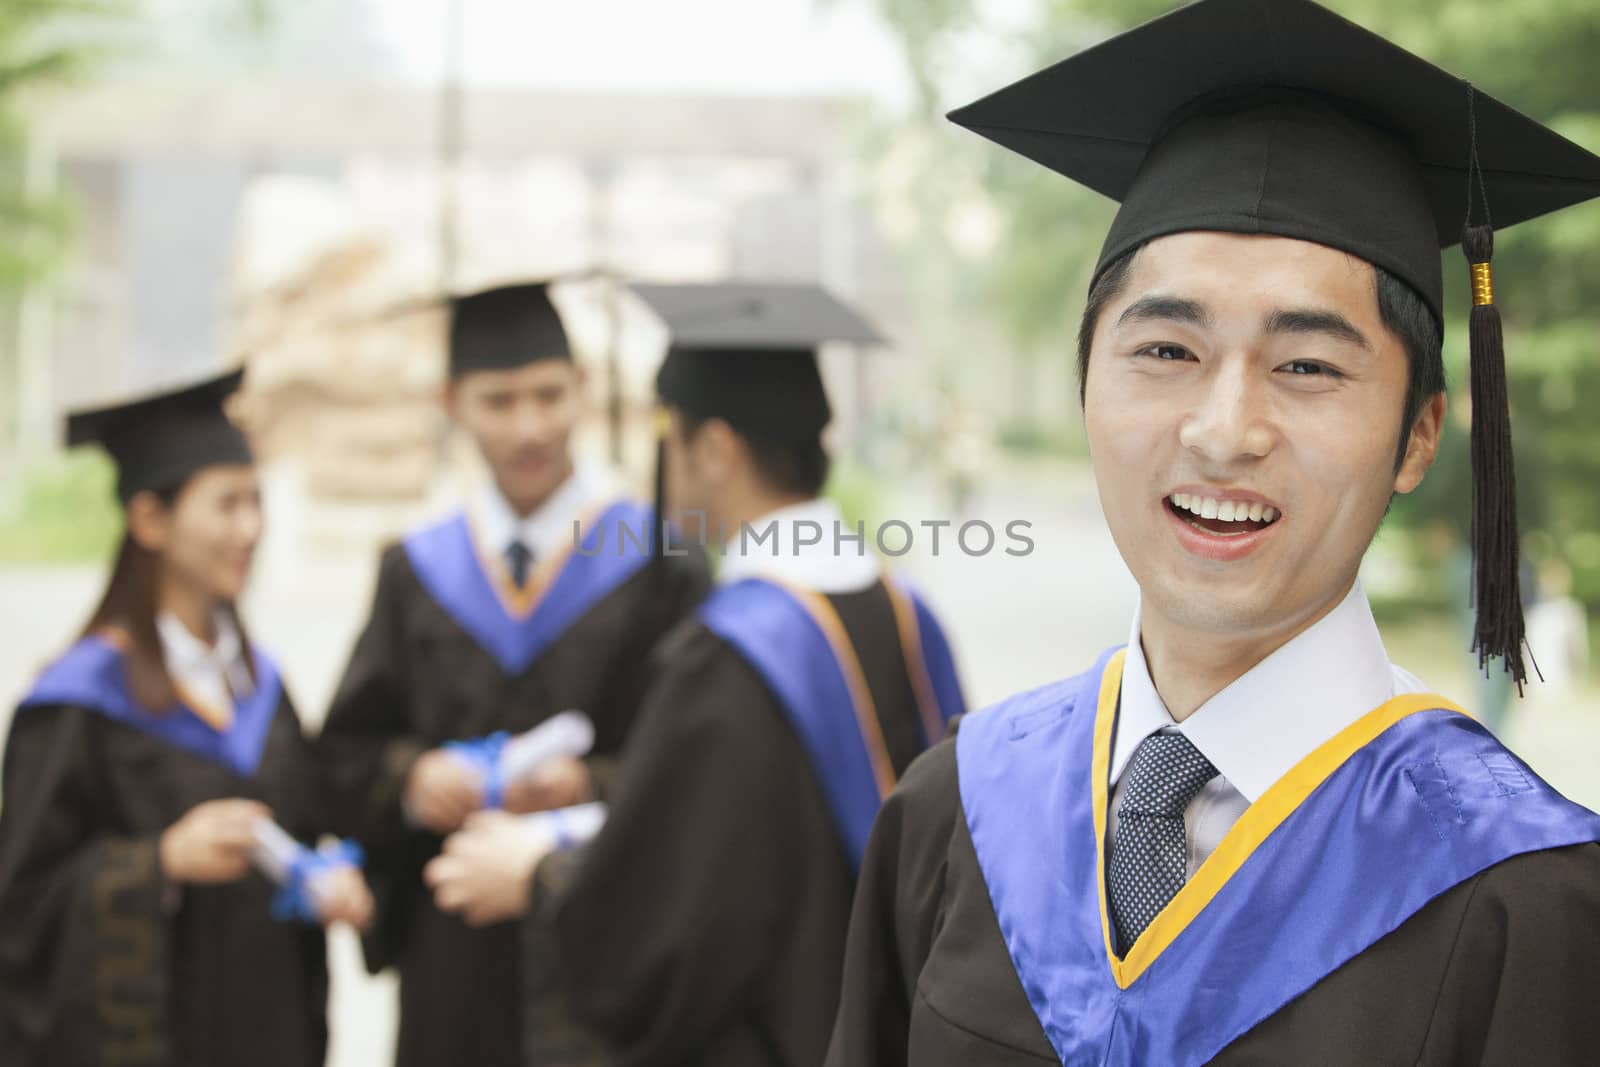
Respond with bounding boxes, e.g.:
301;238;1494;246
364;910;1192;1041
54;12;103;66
449;281;573;377
66;370;253;504
951;0;1600;688
635;282;883;441
632;282;884;562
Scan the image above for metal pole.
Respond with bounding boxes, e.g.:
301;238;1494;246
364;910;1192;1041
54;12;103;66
437;0;465;294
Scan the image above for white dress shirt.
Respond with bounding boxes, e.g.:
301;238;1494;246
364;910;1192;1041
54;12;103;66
1109;580;1429;877
474;463;611;565
157;610;254;724
716;497;882;594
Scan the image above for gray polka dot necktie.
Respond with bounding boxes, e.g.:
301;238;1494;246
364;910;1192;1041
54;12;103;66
505;540;534;589
1107;731;1219;955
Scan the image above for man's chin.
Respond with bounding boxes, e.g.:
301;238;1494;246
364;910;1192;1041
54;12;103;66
499;468;561;506
1140;571;1286;636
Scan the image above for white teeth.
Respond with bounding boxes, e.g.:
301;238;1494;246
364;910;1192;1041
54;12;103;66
1170;494;1280;524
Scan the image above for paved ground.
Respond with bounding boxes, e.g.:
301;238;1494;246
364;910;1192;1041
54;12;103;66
2;455;1596;1064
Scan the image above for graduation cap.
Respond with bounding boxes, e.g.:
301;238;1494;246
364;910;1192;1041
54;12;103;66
634;282;883;441
951;0;1600;689
66;370;253;504
631;282;884;561
449;281;573;377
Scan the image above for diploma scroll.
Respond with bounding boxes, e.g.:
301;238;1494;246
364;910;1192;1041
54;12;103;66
447;710;598;809
250;818;305;886
524;801;608;852
500;710;597;783
250;819;363;923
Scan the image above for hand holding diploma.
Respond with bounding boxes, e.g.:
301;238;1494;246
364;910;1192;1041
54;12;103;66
310;863;375;930
501;755;593;815
251;819;375;930
405;748;485;834
439;710;597;817
425;802;607;927
160;798;271;885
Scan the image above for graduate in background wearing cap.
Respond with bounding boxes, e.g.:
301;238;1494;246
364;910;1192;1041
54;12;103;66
0;371;374;1067
315;282;710;1067
827;2;1600;1064
424;283;967;1066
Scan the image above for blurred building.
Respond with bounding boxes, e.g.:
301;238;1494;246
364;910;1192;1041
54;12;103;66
7;73;903;542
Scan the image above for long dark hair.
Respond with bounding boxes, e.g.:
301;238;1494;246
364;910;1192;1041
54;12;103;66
80;479;258;712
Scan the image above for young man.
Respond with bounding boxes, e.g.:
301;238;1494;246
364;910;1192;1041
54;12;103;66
424;283;967;1066
827;2;1600;1065
317;282;709;1067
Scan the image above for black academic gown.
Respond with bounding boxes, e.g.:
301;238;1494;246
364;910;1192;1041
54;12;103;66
827;734;1600;1066
317;537;709;1067
0;689;328;1067
527;579;935;1067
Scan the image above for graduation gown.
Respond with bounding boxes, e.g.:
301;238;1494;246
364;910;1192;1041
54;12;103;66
316;500;710;1067
529;574;965;1067
0;636;328;1067
827;648;1600;1067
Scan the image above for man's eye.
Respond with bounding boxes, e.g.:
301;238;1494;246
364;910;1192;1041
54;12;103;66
1281;360;1343;378
1138;343;1193;361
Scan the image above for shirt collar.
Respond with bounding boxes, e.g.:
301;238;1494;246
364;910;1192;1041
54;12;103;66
476;463;607;563
157;610;251;701
716;497;882;594
1111;579;1425;802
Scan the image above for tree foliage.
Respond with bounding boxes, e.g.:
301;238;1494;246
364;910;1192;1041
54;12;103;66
0;1;288;291
0;0;116;288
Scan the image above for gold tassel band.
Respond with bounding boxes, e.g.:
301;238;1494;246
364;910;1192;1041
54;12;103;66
652;407;672;438
1471;261;1495;307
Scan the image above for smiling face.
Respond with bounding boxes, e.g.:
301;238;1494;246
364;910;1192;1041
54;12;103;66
1083;231;1445;646
130;465;264;605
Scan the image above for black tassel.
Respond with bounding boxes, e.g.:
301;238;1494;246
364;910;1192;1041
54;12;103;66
1461;223;1528;692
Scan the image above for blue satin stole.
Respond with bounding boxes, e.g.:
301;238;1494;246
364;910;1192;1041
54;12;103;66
402;499;654;676
700;575;966;871
957;647;1600;1067
19;635;285;777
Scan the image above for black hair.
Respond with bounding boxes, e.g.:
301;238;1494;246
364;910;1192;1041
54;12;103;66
1076;246;1446;468
678;411;831;497
81;476;258;711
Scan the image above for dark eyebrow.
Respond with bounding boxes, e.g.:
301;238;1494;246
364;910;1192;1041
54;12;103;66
1264;308;1372;350
1115;296;1211;330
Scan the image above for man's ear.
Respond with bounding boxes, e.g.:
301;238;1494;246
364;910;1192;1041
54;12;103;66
693;418;744;487
1394;391;1447;495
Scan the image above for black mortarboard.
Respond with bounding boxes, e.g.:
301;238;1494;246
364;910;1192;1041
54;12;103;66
950;0;1600;688
66;370;253;504
635;282;882;441
632;282;883;565
449;281;573;377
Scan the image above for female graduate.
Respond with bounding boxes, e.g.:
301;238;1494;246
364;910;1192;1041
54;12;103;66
0;370;373;1067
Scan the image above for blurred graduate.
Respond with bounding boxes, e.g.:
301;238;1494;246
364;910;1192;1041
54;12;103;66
0;371;373;1067
425;283;967;1066
826;2;1600;1064
315;282;710;1067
